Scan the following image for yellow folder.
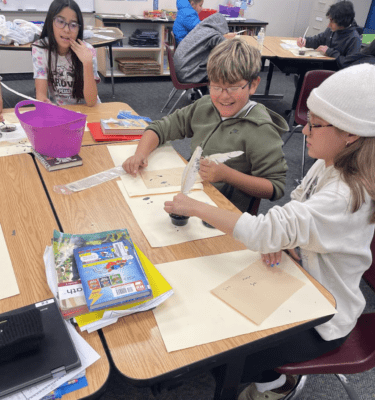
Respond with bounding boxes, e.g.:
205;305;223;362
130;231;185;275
75;244;173;328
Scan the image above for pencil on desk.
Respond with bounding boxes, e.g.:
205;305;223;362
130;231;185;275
236;30;246;35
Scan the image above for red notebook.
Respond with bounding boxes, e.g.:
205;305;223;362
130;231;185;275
87;122;142;142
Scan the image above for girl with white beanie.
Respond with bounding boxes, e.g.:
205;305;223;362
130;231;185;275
164;63;375;400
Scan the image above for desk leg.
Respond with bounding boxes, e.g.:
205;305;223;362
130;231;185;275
213;356;246;400
252;61;284;101
108;44;115;98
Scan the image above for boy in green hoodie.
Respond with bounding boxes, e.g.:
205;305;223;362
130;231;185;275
122;38;288;212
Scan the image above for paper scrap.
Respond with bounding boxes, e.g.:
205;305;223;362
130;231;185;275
107;144;203;196
0;223;20;300
211;259;305;325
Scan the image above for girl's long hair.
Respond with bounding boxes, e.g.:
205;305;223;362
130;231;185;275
334;136;375;223
33;0;84;101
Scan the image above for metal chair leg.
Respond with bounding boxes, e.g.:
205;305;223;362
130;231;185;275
335;374;361;400
284;375;308;399
167;90;187;116
161;88;178;112
283;125;302;146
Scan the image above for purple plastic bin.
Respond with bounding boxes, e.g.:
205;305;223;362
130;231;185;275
15;100;87;158
219;5;240;18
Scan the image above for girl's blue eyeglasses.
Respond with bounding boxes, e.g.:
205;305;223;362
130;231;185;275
53;16;80;32
307;112;333;132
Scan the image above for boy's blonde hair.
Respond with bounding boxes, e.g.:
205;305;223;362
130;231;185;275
207;37;261;84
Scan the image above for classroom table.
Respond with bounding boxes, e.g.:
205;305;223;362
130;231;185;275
241;35;283;101
34;119;336;400
0;153;110;399
262;37;337;127
0;27;124;97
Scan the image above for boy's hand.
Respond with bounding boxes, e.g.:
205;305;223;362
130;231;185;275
70;39;93;66
297;37;306;47
199;158;226;183
0;113;3;123
122;154;148;177
317;45;328;55
164;193;200;217
224;32;237;39
261;248;300;267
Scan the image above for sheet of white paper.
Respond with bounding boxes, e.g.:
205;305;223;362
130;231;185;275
44;246;58;297
0;223;20;300
93;34;116;40
117;181;224;247
153;250;337;352
0;123;27;142
5;321;100;400
108;144;203;196
280;40;324;57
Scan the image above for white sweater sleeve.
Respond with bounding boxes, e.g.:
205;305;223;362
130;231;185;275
233;187;355;255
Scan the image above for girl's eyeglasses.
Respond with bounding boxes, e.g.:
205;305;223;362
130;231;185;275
209;81;250;95
307;112;333;132
53;16;80;32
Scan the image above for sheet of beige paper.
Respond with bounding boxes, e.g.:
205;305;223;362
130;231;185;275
108;144;203;196
211;259;305;325
140;167;202;189
153;251;337;352
116;181;224;247
0;224;20;300
3;112;20;124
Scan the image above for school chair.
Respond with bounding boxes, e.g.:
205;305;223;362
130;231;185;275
275;240;375;400
283;70;335;181
160;44;207;116
363;232;375;291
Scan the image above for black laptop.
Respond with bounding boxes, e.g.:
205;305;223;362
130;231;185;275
0;298;81;398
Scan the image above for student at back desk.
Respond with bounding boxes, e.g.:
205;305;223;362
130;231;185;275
173;0;203;46
297;1;361;70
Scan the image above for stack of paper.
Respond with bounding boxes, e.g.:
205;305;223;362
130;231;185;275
44;237;173;332
116;57;161;75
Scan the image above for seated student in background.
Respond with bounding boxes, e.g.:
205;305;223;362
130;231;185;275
174;12;236;84
123;38;288;213
297;0;361;69
343;39;375;68
164;63;375;400
32;0;100;106
173;0;203;46
0;76;3;122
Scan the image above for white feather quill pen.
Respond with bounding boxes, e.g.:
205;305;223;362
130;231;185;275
204;150;244;164
181;146;203;194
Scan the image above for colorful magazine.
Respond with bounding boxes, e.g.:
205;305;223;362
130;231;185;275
73;233;152;311
52;229;133;318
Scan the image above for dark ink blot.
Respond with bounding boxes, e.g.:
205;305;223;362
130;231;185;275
161;181;167;184
12;230;16;236
143;197;150;200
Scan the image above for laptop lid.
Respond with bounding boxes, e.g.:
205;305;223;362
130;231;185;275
0;298;81;398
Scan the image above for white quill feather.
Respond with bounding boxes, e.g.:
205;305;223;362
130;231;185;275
205;150;244;164
181;146;203;194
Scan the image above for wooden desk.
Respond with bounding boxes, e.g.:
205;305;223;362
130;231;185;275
242;35;283;101
0;153;110;399
37;144;336;400
262;37;338;126
2;102;139;147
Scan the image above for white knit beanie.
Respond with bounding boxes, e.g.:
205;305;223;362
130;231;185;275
306;64;375;137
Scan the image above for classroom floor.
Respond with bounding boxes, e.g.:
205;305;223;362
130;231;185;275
2;69;375;400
